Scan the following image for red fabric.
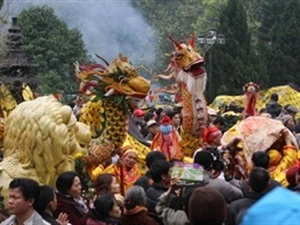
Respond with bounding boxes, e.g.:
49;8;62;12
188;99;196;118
54;194;88;225
133;109;144;116
203;126;221;143
160;116;171;125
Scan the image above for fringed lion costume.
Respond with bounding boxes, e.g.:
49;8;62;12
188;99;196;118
0;96;91;205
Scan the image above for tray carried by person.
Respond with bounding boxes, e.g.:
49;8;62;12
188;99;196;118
171;162;209;187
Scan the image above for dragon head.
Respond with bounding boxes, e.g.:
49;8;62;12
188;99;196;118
75;54;150;108
166;34;207;95
168;34;206;78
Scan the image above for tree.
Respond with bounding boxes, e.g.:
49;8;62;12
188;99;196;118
209;0;267;99
265;0;300;87
131;0;208;72
17;5;88;94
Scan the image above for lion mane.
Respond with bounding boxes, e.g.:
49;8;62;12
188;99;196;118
1;96;91;187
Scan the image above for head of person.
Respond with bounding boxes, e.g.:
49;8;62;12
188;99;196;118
286;105;299;117
150;159;171;187
248;167;270;193
95;174;120;195
34;185;57;214
145;151;166;169
124;186;147;211
188;186;226;225
194;149;225;179
8;178;40;216
56;171;82;198
144;112;155;122
90;194;121;221
147;120;160;135
270;93;279;102
286;165;300;187
168;111;181;127
251;151;270;169
203;126;222;146
207;108;218;123
133;109;145;120
212;116;225;131
122;146;138;169
281;114;295;127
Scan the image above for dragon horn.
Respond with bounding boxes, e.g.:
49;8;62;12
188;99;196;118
95;54;109;66
188;33;196;49
168;36;183;50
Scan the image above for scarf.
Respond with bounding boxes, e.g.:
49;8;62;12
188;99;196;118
124;206;148;215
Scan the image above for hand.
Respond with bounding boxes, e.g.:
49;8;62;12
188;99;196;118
56;213;69;225
224;136;242;150
282;128;296;146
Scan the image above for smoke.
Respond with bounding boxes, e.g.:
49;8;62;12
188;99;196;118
1;0;158;77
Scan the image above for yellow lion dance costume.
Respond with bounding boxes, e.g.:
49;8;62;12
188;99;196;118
0;96;91;205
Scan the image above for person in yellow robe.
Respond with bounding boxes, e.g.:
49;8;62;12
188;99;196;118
103;146;141;195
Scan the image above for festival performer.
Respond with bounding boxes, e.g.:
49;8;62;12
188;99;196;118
103;146;141;195
151;115;183;161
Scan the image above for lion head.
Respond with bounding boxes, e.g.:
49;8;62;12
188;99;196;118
0;96;91;190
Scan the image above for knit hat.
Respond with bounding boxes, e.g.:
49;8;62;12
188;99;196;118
203;126;222;143
241;187;300;225
188;186;226;225
286;165;299;186
133;109;145;117
280;114;293;125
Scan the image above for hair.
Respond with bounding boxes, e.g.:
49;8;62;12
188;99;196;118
94;174;114;195
248;168;270;193
124;186;146;210
251;151;270;169
34;185;55;213
167;110;180;119
150;160;171;183
188;186;226;225
56;171;79;195
194;149;224;172
144;112;154;122
212;116;225;126
90;194;116;221
145;151;166;169
259;108;267;114
270;93;279;101
9;178;40;202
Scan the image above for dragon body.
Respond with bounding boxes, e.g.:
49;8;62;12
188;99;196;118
75;54;150;174
154;34;207;157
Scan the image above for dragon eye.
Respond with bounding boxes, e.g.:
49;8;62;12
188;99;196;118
118;75;125;81
175;52;183;60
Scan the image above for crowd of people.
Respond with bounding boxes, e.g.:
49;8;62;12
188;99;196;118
0;92;300;225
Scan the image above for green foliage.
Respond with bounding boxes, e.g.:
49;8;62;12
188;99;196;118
265;0;300;87
209;0;267;101
17;5;88;94
131;0;207;72
75;159;94;199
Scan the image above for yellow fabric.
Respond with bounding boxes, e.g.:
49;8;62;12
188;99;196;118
269;145;298;186
103;164;141;193
87;164;104;181
268;149;282;167
210;85;300;120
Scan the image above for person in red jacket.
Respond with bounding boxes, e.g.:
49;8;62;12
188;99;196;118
54;171;89;225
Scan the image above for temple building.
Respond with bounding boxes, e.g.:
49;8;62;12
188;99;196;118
0;17;38;103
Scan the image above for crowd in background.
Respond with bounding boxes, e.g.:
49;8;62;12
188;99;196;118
0;92;300;225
